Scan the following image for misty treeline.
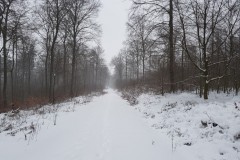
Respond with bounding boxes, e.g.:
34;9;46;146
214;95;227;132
0;0;109;109
111;0;240;99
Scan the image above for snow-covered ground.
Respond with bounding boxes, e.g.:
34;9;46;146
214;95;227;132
123;91;240;160
0;89;187;160
0;89;239;160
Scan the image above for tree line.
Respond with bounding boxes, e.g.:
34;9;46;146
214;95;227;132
111;0;240;99
0;0;109;109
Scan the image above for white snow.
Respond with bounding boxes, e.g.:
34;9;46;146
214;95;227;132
0;89;185;160
131;91;240;160
0;89;239;160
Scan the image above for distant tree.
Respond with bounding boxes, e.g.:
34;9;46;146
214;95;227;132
111;54;124;88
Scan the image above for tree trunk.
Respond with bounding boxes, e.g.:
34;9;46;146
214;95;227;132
0;52;2;104
11;40;15;103
63;34;67;93
203;60;209;100
49;38;57;103
53;74;56;104
3;25;8;108
45;52;48;97
203;80;208;100
125;55;127;82
169;0;175;92
49;0;61;103
199;77;203;98
84;61;87;91
137;53;139;82
28;51;31;96
70;31;77;97
181;42;184;91
95;59;98;90
142;57;145;82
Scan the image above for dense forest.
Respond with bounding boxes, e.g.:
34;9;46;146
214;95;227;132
111;0;240;99
1;0;240;110
0;0;109;109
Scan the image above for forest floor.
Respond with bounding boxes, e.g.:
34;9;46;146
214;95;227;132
0;89;240;160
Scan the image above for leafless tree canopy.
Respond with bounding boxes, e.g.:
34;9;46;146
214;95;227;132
111;0;240;99
0;0;109;109
1;0;240;110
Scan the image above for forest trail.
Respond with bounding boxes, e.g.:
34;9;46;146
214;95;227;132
0;89;185;160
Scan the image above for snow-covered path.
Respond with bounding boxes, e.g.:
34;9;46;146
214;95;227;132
0;89;184;160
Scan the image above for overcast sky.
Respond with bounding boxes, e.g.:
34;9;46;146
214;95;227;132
98;0;131;68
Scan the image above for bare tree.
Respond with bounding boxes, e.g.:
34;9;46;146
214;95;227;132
1;0;16;107
131;0;176;92
175;0;240;99
67;0;101;97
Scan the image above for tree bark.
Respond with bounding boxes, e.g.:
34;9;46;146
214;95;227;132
3;14;8;108
63;32;67;93
169;0;175;92
70;30;77;97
